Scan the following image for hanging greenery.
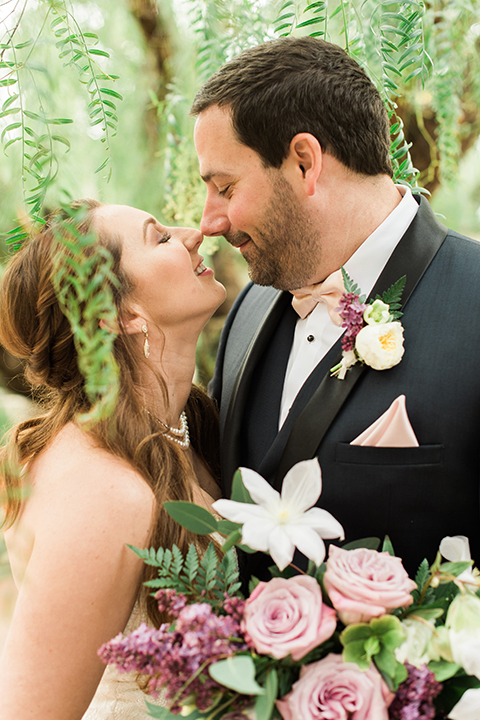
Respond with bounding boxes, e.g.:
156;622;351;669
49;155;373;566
0;0;123;245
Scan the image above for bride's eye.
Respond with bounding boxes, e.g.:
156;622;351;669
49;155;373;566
158;231;171;244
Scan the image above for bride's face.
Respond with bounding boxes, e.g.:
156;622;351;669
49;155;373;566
94;204;226;330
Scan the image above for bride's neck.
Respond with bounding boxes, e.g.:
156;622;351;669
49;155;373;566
137;332;198;425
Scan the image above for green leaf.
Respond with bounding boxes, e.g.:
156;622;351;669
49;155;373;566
374;645;400;678
2;94;19;111
221;528;242;553
0;107;20;119
0;79;17;87
146;703;177;719
163;501;219;535
439;561;472;577
1;122;21;141
216;519;241;535
428;660;461;682
209;656;265;695
381;535;395;556
380;276;406;307
364;635;381;658
23;110;43;121
341;266;362;296
342;537;381;551
407;607;443;621
95;157;109;173
52;135;71;152
296;17;325;28
99;87;124;100
88;48;110;58
230;469;255;503
14;40;34;49
45;117;74;125
255;667;278;720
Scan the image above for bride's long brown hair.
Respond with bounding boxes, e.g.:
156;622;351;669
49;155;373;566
0;200;220;626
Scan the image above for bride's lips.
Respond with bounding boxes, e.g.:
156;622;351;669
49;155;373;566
194;259;213;277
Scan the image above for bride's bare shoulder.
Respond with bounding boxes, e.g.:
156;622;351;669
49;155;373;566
26;422;155;517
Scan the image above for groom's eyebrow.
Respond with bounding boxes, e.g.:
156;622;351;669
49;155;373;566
201;171;233;183
142;216;157;242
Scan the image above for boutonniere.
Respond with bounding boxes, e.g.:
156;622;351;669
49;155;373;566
331;268;406;380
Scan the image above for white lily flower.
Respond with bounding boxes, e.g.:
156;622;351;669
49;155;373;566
439;535;480;587
448;688;480;720
213;459;344;571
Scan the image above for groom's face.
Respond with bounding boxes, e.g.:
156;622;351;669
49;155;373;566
194;105;322;290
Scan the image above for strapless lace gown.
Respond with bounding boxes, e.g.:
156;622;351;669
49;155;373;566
82;604;166;719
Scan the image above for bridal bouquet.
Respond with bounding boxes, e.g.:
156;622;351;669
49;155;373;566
99;460;480;720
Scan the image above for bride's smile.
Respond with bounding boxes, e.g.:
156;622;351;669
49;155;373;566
94;204;226;334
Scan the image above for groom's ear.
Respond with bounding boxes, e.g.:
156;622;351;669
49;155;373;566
285;133;323;197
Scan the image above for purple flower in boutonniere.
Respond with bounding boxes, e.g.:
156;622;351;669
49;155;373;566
331;268;406;379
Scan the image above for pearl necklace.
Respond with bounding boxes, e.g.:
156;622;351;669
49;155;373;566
144;409;190;449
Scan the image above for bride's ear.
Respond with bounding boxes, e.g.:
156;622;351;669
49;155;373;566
118;306;148;336
100;300;148;336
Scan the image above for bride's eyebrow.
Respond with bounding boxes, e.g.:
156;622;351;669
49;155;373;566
142;216;157;243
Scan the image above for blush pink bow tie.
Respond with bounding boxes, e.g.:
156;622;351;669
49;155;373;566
290;269;345;324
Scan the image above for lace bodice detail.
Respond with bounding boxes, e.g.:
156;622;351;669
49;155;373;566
82;604;166;719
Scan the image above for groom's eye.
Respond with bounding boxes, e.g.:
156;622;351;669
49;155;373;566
218;185;231;197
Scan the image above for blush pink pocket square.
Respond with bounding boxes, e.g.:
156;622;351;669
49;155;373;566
351;394;419;447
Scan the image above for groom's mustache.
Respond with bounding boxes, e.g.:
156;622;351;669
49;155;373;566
224;231;252;248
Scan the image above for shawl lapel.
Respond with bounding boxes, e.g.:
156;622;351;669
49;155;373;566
273;195;448;488
221;291;292;495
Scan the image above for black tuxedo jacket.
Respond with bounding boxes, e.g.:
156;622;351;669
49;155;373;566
210;196;480;579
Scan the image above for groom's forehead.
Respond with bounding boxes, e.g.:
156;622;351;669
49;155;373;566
195;107;263;176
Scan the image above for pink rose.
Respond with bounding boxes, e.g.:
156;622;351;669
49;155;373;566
323;545;416;625
277;653;394;720
242;575;336;661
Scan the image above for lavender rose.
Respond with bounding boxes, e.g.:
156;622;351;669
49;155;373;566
277;653;394;720
242;575;337;661
323;545;416;625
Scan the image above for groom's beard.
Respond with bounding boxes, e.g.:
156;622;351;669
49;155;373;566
225;176;322;291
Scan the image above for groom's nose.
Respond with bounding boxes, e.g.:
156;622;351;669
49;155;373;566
200;192;230;237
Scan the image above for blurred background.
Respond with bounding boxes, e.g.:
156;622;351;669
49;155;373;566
1;0;480;638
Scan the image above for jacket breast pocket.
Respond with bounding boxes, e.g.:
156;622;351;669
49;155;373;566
334;443;444;466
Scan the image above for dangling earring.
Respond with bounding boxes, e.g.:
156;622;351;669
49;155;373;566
141;323;150;358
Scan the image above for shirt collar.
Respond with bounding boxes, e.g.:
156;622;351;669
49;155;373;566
343;186;419;299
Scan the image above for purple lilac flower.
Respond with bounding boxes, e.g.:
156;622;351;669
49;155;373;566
337;292;367;352
98;596;248;715
388;663;443;720
155;588;187;616
223;594;246;622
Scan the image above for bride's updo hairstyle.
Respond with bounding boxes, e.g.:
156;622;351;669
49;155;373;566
0;200;220;625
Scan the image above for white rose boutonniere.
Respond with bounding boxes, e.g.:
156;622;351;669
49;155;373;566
331;269;406;379
355;322;405;371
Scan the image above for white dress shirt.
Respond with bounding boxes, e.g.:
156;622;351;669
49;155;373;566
279;187;419;428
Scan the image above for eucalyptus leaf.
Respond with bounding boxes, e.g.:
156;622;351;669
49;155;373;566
209;656;265;695
255;667;278;720
145;703;177;719
342;537;381;551
163;501;219;535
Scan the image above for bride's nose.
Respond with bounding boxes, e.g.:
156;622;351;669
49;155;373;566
177;227;203;252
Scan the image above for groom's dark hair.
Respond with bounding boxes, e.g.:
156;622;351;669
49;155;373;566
190;36;393;177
